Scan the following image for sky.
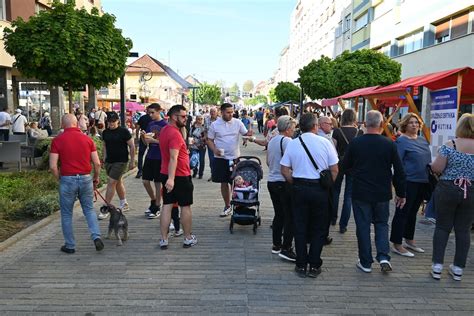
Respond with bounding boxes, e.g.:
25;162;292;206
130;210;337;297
101;0;295;89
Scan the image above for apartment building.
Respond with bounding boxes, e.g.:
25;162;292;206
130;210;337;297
286;0;353;82
0;0;102;114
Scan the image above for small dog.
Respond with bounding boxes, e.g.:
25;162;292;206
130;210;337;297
100;204;129;246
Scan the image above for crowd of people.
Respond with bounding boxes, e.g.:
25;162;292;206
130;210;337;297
45;101;474;281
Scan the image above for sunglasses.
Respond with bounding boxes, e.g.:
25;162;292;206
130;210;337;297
175;114;187;119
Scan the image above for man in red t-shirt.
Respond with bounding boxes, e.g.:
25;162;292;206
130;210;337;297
49;114;104;254
158;104;197;249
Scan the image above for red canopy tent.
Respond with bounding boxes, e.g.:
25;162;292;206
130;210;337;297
361;67;474;141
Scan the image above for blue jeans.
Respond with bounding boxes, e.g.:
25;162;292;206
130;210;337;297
59;175;101;249
207;145;215;175
352;199;391;268
425;194;436;220
332;173;353;228
292;181;328;268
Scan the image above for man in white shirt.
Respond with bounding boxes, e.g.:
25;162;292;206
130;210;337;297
0;106;11;169
11;109;28;135
281;113;338;278
207;103;253;217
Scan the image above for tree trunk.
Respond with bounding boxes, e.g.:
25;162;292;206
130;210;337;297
68;84;73;113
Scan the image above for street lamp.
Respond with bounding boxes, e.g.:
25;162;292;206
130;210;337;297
294;79;304;119
189;86;200;114
120;52;139;127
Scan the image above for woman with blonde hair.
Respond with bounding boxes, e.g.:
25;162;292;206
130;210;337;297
430;113;474;281
390;113;431;257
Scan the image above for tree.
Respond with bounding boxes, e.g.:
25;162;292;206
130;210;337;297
274;82;301;103
268;87;277;103
194;82;221;105
242;80;254;92
4;0;133;113
243;94;268;106
333;49;401;95
229;83;239;95
298;56;338;99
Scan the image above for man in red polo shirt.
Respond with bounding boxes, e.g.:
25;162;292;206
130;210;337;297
158;104;197;250
50;114;104;254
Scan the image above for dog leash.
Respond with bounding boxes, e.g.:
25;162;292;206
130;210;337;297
94;189;112;206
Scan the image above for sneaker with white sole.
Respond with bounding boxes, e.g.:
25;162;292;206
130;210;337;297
356;260;372;273
159;239;168;250
271;245;281;254
431;263;443;280
98;211;109;220
278;248;297;262
169;222;175;232
147;211;160;219
120;202;130;212
219;206;232;217
183;235;197;248
174;229;184;237
380;260;392;272
449;264;463;281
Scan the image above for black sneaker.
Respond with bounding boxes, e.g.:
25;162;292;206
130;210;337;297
307;266;322;278
271;245;281;254
94;238;104;251
339;227;347;234
279;248;296;262
324;236;333;246
60;245;75;254
294;265;307;278
135;171;142;179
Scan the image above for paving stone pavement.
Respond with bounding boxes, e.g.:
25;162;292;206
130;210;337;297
0;144;473;315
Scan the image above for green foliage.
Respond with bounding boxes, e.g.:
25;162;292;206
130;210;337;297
274;82;301;103
299;56;338;99
268;87;277;103
242;80;254;92
332;49;401;95
244;95;268;106
194;82;221;105
229;83;239;94
3;0;133;110
21;194;59;219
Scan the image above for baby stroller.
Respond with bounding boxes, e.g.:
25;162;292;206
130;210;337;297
229;156;263;234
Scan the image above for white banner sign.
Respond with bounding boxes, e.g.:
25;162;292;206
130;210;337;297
429;87;457;159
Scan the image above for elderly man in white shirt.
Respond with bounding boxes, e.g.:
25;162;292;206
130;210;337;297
207;103;253;217
11;109;28;135
281;112;339;279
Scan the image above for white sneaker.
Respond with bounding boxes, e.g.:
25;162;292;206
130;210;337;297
174;229;184;237
356;260;372;273
219;206;232;217
449;264;463;281
169;222;175;232
120;202;130;212
431;263;443;280
98;211;109;220
159;239;168;250
183;234;197;248
147;211;160;219
380;260;392;272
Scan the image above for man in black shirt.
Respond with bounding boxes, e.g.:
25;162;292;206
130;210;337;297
135;107;152;178
99;112;135;220
342;110;406;274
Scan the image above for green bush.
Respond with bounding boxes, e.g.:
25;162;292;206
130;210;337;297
21;194;59;219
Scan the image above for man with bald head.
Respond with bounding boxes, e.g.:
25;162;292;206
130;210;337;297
50;114;104;254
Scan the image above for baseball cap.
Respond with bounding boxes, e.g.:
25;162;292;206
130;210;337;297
107;111;120;121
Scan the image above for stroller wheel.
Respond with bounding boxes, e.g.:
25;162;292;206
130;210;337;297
229;219;234;234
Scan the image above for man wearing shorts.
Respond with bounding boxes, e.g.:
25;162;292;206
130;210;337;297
98;112;135;220
159;104;197;249
141;103;167;219
207;103;253;217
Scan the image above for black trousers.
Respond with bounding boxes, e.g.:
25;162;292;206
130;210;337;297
292;181;329;268
268;181;293;249
137;140;147;173
0;129;8;167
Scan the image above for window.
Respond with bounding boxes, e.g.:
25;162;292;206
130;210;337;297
398;30;423;55
376;43;391;57
343;14;351;32
0;0;5;20
354;12;368;31
435;11;469;43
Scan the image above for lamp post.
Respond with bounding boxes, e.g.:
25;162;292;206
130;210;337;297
120;52;139;127
294;79;304;119
189;86;200;114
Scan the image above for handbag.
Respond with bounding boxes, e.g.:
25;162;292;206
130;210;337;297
425;164;439;201
298;136;333;189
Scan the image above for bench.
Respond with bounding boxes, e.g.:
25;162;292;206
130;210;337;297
0;141;22;171
9;134;28;145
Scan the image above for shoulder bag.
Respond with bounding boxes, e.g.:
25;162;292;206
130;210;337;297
298;136;333;189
